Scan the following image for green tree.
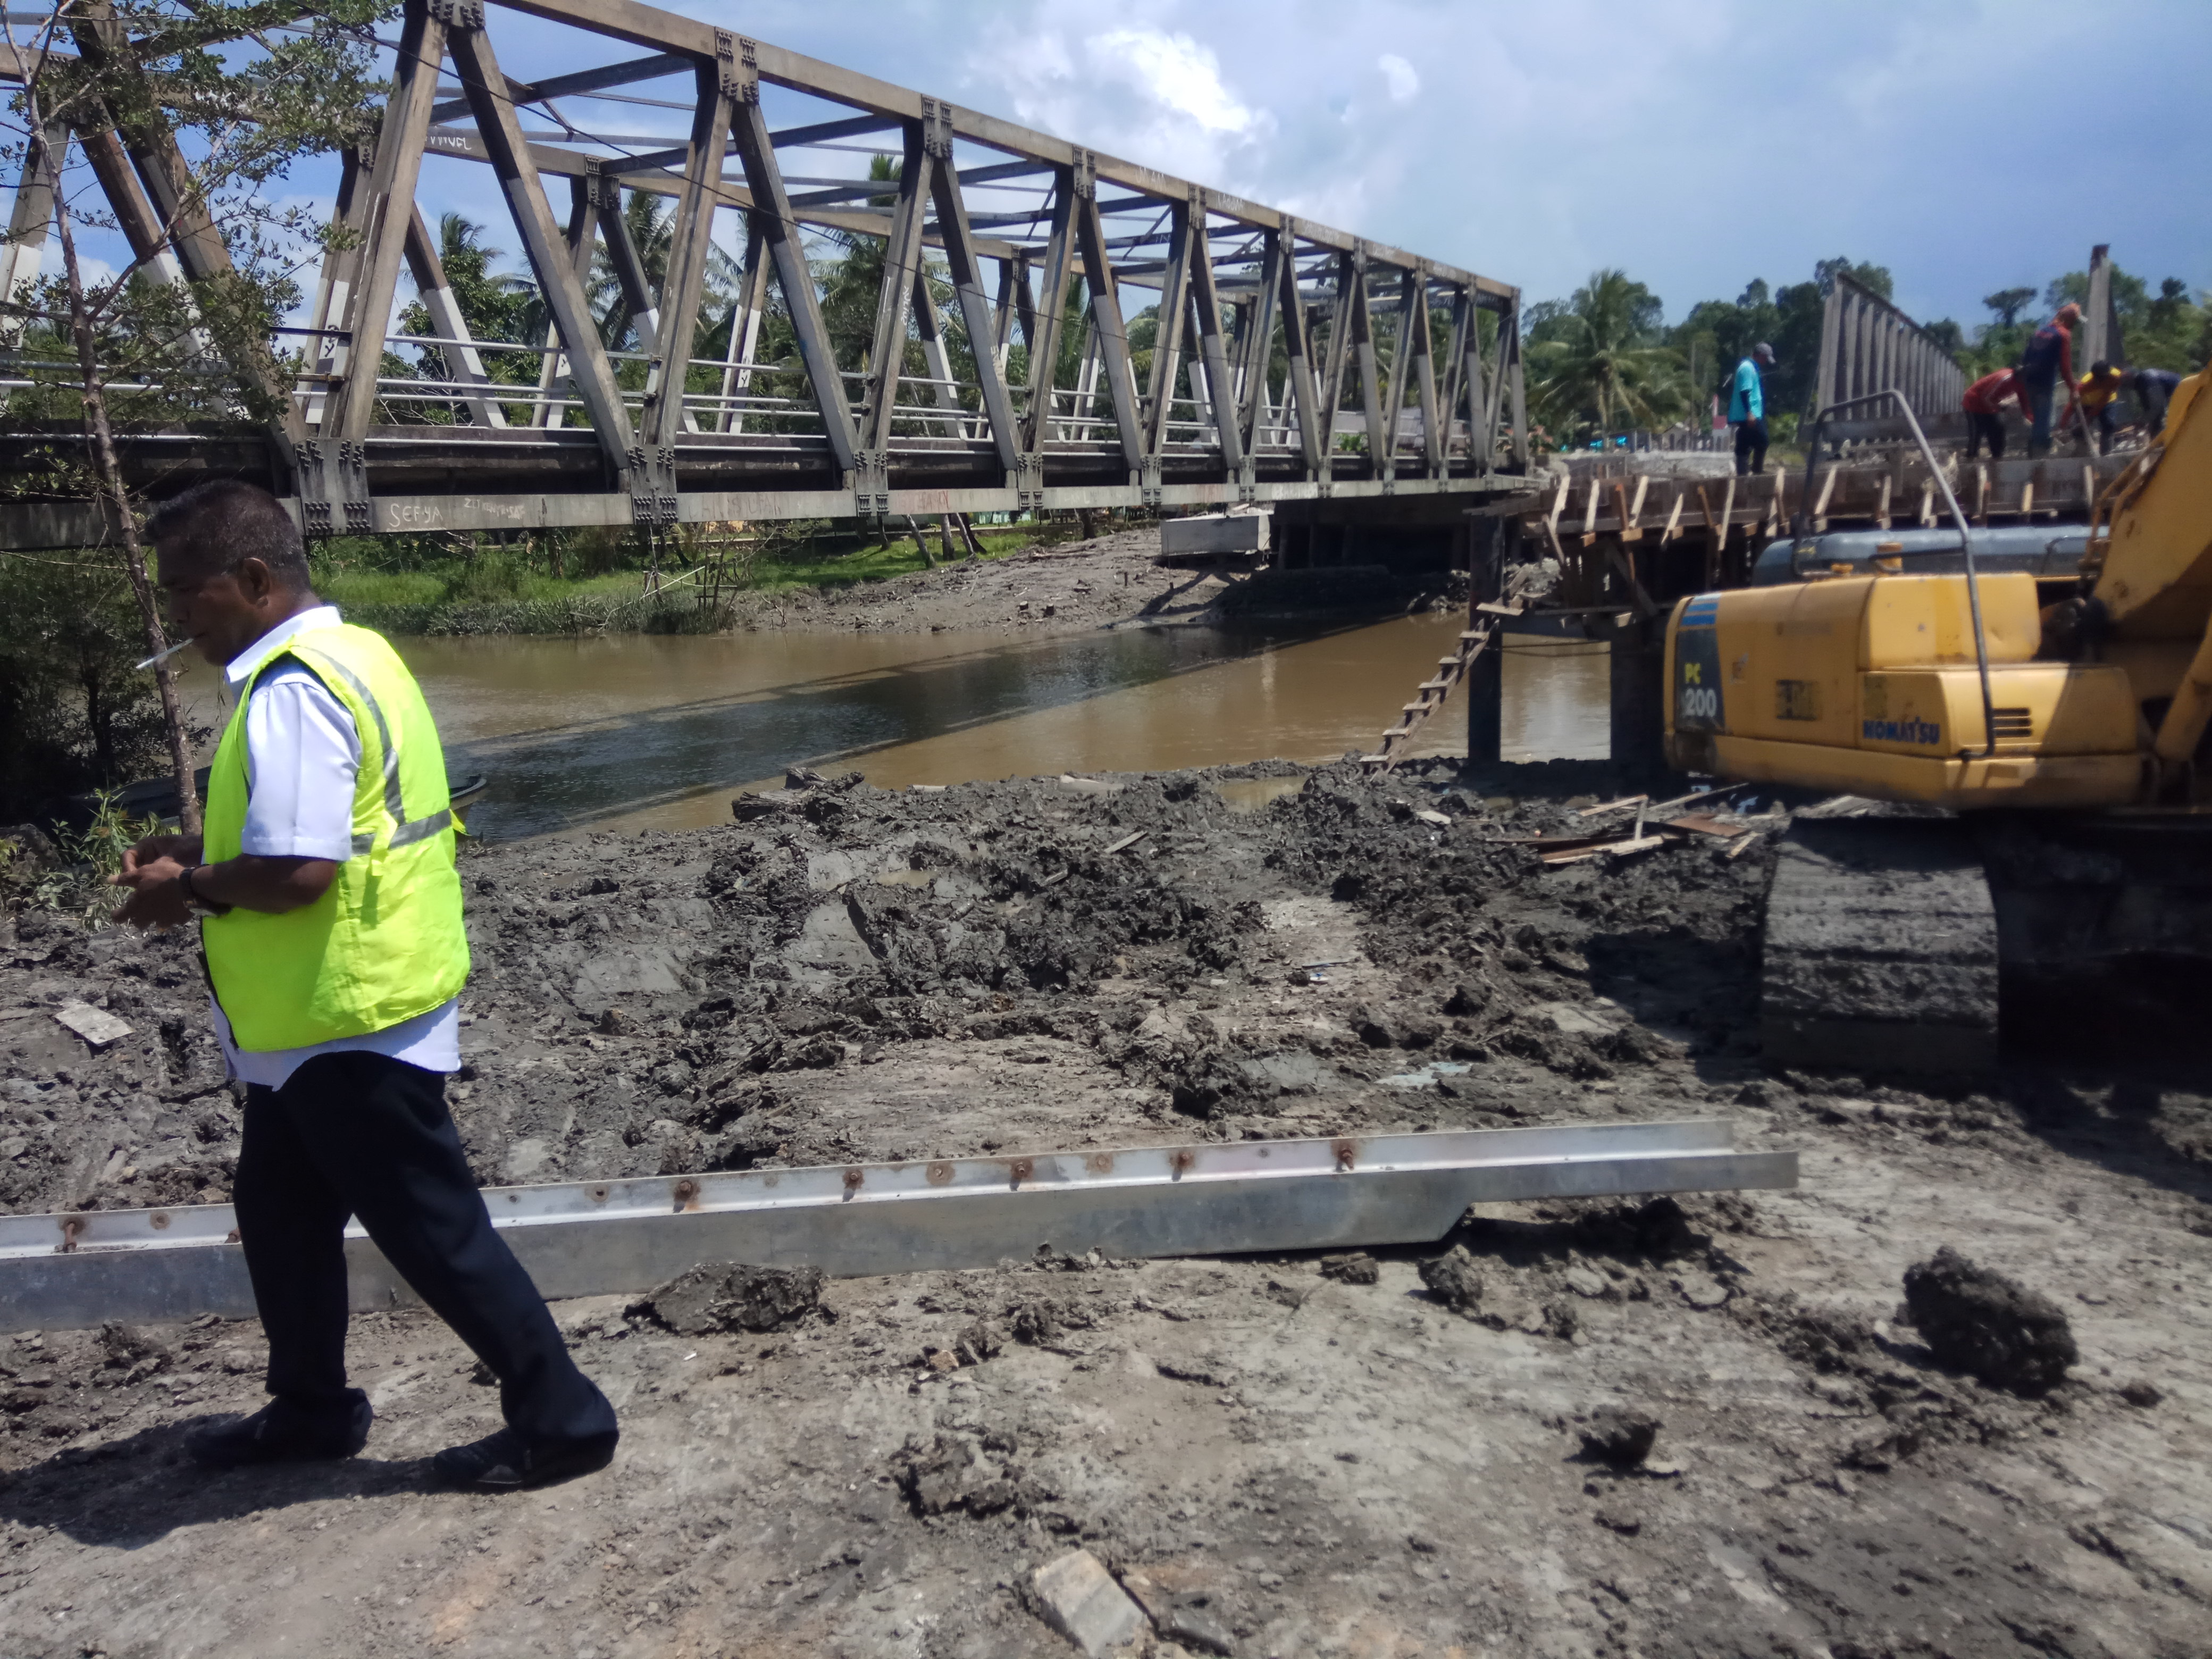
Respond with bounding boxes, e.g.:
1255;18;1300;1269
1982;288;2037;330
0;550;181;819
1;2;383;828
1817;258;1892;301
1526;269;1684;440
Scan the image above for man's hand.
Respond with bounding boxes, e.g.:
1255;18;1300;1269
118;833;201;882
112;855;192;931
110;849;337;929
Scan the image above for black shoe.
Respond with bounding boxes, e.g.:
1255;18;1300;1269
431;1427;617;1492
189;1394;373;1469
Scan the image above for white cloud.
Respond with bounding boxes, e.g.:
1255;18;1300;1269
1088;28;1261;136
414;0;2212;326
1377;53;1419;105
978;13;1275;190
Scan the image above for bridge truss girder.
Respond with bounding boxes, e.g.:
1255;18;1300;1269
0;0;1528;543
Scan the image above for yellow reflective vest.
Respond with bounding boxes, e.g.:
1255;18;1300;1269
201;623;469;1051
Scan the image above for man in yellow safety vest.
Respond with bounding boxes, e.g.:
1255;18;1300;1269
112;480;617;1492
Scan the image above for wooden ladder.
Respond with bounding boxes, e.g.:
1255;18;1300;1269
1359;622;1494;774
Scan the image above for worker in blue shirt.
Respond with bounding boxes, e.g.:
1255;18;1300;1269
1730;342;1774;476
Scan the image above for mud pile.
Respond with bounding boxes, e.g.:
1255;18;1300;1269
1;759;1776;1216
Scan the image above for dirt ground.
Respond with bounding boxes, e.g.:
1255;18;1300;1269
726;523;1468;641
2;759;2210;1658
731;528;1253;639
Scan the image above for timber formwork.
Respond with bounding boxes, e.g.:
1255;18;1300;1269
1466;447;2132;773
0;0;1529;548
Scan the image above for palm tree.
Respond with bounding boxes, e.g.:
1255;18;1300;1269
1527;269;1685;439
590;190;744;353
429;213;540;355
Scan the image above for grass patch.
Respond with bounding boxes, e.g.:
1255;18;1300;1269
309;516;1101;636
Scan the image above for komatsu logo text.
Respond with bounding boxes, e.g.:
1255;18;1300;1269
1862;717;1941;745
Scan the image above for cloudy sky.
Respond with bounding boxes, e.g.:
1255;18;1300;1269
70;0;2208;334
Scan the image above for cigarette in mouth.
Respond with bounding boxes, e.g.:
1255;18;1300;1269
135;636;197;671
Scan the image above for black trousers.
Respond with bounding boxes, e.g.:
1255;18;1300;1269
1732;416;1767;476
236;1051;616;1447
1965;409;2006;460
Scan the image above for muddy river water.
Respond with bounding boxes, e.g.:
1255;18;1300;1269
185;615;1608;840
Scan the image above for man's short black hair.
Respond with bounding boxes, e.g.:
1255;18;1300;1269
146;479;313;591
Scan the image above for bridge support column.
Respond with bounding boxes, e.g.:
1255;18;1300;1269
1609;617;1669;777
1465;516;1503;764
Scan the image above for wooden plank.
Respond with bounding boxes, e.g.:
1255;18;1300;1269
1545;471;1569;538
1668;814;1750;840
1575;794;1648;818
1811;464;1837;531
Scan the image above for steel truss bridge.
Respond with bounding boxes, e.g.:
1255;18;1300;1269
0;0;1529;546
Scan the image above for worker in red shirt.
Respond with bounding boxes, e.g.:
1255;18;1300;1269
1961;367;2028;460
2019;301;2081;456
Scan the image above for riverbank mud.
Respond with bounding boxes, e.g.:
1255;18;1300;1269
1;759;2208;1657
731;525;1465;640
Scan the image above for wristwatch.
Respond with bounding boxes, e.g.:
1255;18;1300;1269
177;865;227;918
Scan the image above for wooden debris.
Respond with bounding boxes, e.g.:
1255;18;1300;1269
1102;830;1149;856
1668;814;1751;839
1539;833;1669;867
1725;831;1765;861
1574;794;1648;818
1413;809;1452;828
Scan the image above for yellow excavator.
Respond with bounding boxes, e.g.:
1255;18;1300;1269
1663;373;2212;1070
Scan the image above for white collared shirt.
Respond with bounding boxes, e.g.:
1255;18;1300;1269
207;604;460;1090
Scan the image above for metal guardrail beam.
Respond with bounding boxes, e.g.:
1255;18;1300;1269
0;1120;1794;1333
0;0;1530;540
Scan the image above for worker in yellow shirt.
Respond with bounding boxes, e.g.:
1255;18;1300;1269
2079;361;2127;456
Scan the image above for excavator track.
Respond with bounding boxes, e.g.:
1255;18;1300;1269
1761;811;2212;1073
1761;817;2000;1074
1976;812;2212;1058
